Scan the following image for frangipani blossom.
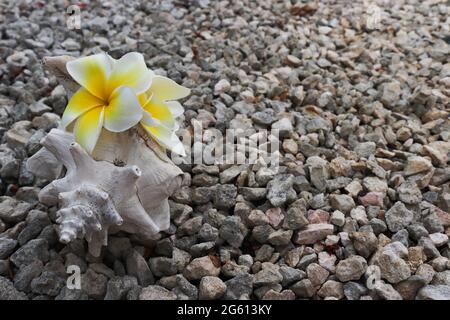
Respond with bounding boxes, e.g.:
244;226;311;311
62;52;153;153
139;76;190;156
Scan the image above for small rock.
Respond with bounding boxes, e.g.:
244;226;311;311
359;192;384;207
394;275;427;300
18;210;50;245
81;269;108;299
0;276;27;300
308;209;330;224
104;276;138;300
183;256;220;280
432;270;450;286
224;273;254;300
290;279;316;298
381;82;401;106
404;156;433;176
125;249;154;286
317;280;344;299
271;118;293;137
375;250;411;284
283;205;309;230
385;202;414;232
262;289;295;300
398;181;422;204
343;282;368;300
354;142;376;158
336;256;367;282
0;196;32;223
254;264;283;287
266;174;295;207
31;271;65;297
214;79;231;95
14;260;43;292
374;282;403;300
280;266;305;287
306;263;329;287
219;216;247;248
139;285;177;300
330;194;355;214
213;184;237;209
429;233;448;247
415;264;435;284
417;285;450;300
107;237;132;259
0;238;17;259
363;177;388;193
10;239;49;268
148;257;177;277
350;231;378;258
268;229;293;246
330;210;345;227
294;224;334;245
199;276;226;300
178;216;203;236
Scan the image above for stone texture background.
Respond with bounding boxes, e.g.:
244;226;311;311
0;0;449;300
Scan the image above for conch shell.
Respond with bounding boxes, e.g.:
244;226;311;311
27;56;183;256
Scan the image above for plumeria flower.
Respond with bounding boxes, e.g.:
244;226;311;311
138;76;190;156
61;52;153;153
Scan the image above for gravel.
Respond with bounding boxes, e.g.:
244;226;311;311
0;277;27;300
416;285;450;300
0;238;17;259
0;0;448;301
139;285;177;300
183;256;220;281
336;256;368;282
199;276;226;300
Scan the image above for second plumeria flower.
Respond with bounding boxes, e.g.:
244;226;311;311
139;76;190;156
61;52;153;153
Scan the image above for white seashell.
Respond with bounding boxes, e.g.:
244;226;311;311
26;56;184;256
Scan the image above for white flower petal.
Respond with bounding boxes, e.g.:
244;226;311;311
106;52;153;96
66;53;112;100
149;75;190;101
104;86;143;132
141;111;160;127
142;123;186;156
142;96;175;129
61;88;105;129
74;106;105;154
165;101;184;118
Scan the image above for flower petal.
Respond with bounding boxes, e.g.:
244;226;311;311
141;111;160;127
165;101;184;118
61;88;105;129
104;86;144;132
142;123;186;156
142;97;175;129
149;76;190;101
66;53;112;100
74;106;105;154
106;52;153;96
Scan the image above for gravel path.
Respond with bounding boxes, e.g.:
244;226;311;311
0;0;449;300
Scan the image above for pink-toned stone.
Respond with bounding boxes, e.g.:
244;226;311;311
435;207;450;227
307;209;330;224
359;192;384;207
294;224;334;245
420;203;450;227
262;289;296;300
266;208;284;228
